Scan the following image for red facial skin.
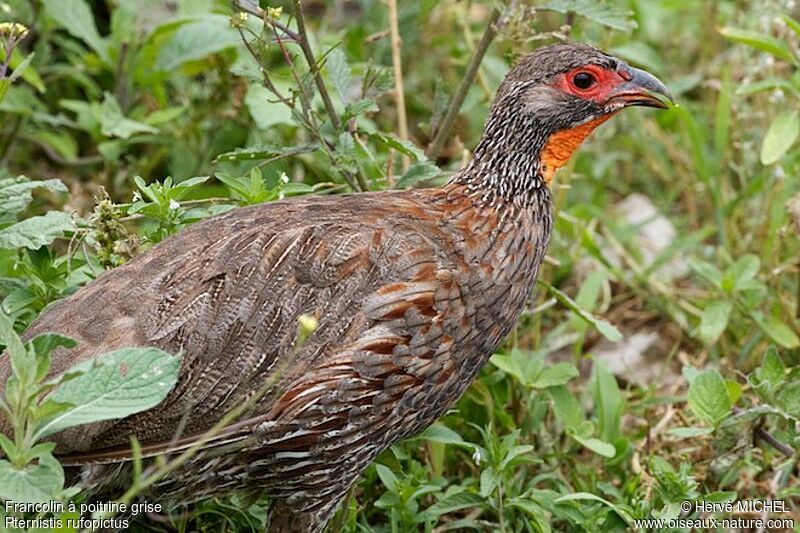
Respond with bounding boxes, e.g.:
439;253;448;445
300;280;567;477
553;64;631;104
540;64;630;184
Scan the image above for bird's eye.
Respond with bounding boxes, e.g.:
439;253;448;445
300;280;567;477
572;71;596;90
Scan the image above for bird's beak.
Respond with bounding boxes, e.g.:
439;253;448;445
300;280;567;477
606;66;674;110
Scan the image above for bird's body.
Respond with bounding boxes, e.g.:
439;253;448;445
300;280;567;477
0;44;670;531
12;181;552;528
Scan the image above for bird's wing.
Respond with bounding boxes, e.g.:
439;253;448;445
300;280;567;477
10;192;469;461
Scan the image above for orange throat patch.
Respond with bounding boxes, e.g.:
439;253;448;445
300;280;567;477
540;114;613;185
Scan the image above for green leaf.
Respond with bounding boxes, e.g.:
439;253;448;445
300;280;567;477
375;464;398;492
752;346;786;390
666;427;714;438
28;130;79;162
479;467;498;497
334;132;358;172
507;498;551;533
100;93;159;139
687;258;723;289
0;47;45;93
688;369;731;426
760;110;799;165
540;0;636;32
365;131;427;162
572;434;616;458
7;51;36;87
34;347;181;440
0;454;64;504
418;423;467;446
0;309;26;374
538;280;622;341
592;361;622;444
155;15;241;71
776;382;800;417
395;162;441;189
0;211;74;250
244;84;294;129
29;333;77;381
719;27;797;64
728;254;760;287
548;385;582;430
342;99;378;122
697;300;732;345
144;106;186;126
0;176;67;222
783;15;800;37
29;333;77;360
43;0;109;63
326;47;351;105
752;313;800;348
531;363;579;388
726;380;742;408
555;492;633;524
0;434;14;459
214;144;318;163
424;492;486;519
491;348;543;387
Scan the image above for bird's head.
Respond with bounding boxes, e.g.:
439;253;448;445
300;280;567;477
471;43;672;189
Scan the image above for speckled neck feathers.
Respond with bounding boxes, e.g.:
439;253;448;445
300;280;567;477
450;94;552;207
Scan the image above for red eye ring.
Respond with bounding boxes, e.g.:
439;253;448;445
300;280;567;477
571;71;597;91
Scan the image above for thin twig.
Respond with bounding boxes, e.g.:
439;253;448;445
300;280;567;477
387;0;409;173
755;426;795;457
293;0;340;132
427;7;502;160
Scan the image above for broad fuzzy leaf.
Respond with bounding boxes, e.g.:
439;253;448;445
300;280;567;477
155;15;241;71
100;93;158;139
326;48;352;104
214;144;318;163
698;300;732;345
752;313;800;348
395;162;441;189
366;131;427;162
43;0;109;63
0;211;74;250
0;454;64;504
688;369;731;426
541;1;636;32
34;347;180;439
531;363;579;388
0;176;67;223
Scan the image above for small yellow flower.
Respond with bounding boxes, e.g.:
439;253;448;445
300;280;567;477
229;11;248;28
266;6;283;20
0;22;29;41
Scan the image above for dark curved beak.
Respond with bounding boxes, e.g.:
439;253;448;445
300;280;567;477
606;66;674;110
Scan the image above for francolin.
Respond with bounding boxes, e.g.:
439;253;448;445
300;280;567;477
0;43;671;531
